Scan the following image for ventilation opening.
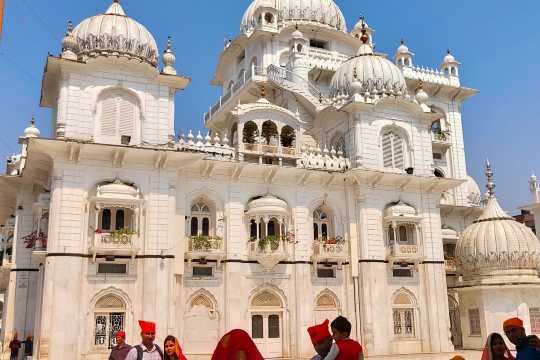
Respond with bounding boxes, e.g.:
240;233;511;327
193;266;213;277
97;263;128;275
433;152;443;160
317;267;336;278
392;266;413;278
434;169;445;178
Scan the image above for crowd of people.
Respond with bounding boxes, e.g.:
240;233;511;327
106;315;363;360
7;315;538;359
104;315;540;360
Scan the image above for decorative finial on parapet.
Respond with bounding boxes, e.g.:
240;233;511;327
485;159;496;198
162;36;177;75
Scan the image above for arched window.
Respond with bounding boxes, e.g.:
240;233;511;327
434;169;445;178
280;126;296;148
243;121;259;144
184;292;219;354
261;121;279;145
392;291;417;339
102;209;112;231
398;226;408;243
315;291;340;324
98;90;140;145
190;200;212;237
313;208;332;240
382;131;405;169
115;209;125;230
250;220;258;240
98;208;134;233
93;294;126;350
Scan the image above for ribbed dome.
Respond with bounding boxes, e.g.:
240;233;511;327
456;163;540;275
70;1;158;66
241;0;347;34
246;195;288;216
330;44;407;101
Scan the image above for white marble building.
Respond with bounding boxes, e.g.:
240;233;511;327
0;0;538;359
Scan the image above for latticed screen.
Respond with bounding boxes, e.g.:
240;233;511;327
94;312;125;349
393;309;415;338
382;131;404;169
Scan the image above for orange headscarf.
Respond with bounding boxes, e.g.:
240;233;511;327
163;335;187;360
481;333;515;360
211;329;264;360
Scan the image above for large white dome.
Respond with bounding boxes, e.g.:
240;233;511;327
241;0;347;34
70;0;158;66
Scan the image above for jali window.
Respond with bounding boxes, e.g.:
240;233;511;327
94;295;126;349
392;292;417;339
382;131;405;170
530;308;540;334
468;308;481;336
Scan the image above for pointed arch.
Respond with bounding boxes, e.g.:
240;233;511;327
315;289;340;309
186;289;218;313
391;288;419;340
392;287;418;306
184;289;220;354
249;283;287;309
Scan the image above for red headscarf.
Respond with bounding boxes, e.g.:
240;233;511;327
481;333;515;360
211;329;264;360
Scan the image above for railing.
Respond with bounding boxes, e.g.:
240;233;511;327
267;65;330;106
431;131;451;143
92;231;137;252
312;240;348;259
307;47;349;71
204;66;263;123
242;143;297;156
186;236;224;255
402;65;460;87
388;243;423;264
249;238;288;257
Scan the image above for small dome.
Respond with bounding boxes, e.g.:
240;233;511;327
330;20;407;101
330;45;407;100
246;194;288;216
443;50;458;64
97;180;139;200
23;120;41;138
397;42;409;55
384;201;417;219
241;0;347;34
70;0;158;66
456;163;540;275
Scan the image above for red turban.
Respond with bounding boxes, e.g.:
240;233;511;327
503;317;524;331
115;331;126;339
308;319;331;345
138;320;156;333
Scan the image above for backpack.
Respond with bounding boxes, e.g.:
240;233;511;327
135;344;164;360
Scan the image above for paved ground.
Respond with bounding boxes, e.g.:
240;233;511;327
274;351;483;360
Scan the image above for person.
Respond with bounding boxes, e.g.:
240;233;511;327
308;319;334;360
322;316;364;360
503;317;540;360
23;335;33;360
481;333;515;360
8;333;21;360
450;356;466;360
109;331;132;360
125;321;164;360
211;329;264;360
163;335;187;360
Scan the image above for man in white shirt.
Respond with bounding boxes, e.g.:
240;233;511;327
125;320;164;360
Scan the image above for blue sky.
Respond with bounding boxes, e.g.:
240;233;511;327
0;0;538;213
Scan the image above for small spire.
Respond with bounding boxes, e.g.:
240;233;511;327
485;159;496;198
67;20;73;34
400;38;405;45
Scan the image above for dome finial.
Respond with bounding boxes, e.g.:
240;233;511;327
485;159;496;198
23;116;41;139
61;20;78;60
162;35;177;75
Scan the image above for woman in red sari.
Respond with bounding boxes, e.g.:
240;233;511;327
211;329;264;360
481;333;515;360
163;335;187;360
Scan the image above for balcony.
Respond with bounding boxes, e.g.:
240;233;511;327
445;258;459;274
387;243;424;266
248;237;290;271
431;131;451;148
89;229;140;260
204;66;266;124
185;236;225;265
311;238;348;267
242;143;297;157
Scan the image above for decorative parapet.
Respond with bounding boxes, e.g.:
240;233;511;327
402;65;460;87
297;145;350;172
177;131;235;160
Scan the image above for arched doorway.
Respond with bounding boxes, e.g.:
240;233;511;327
448;295;462;348
184;292;219;355
250;290;284;358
